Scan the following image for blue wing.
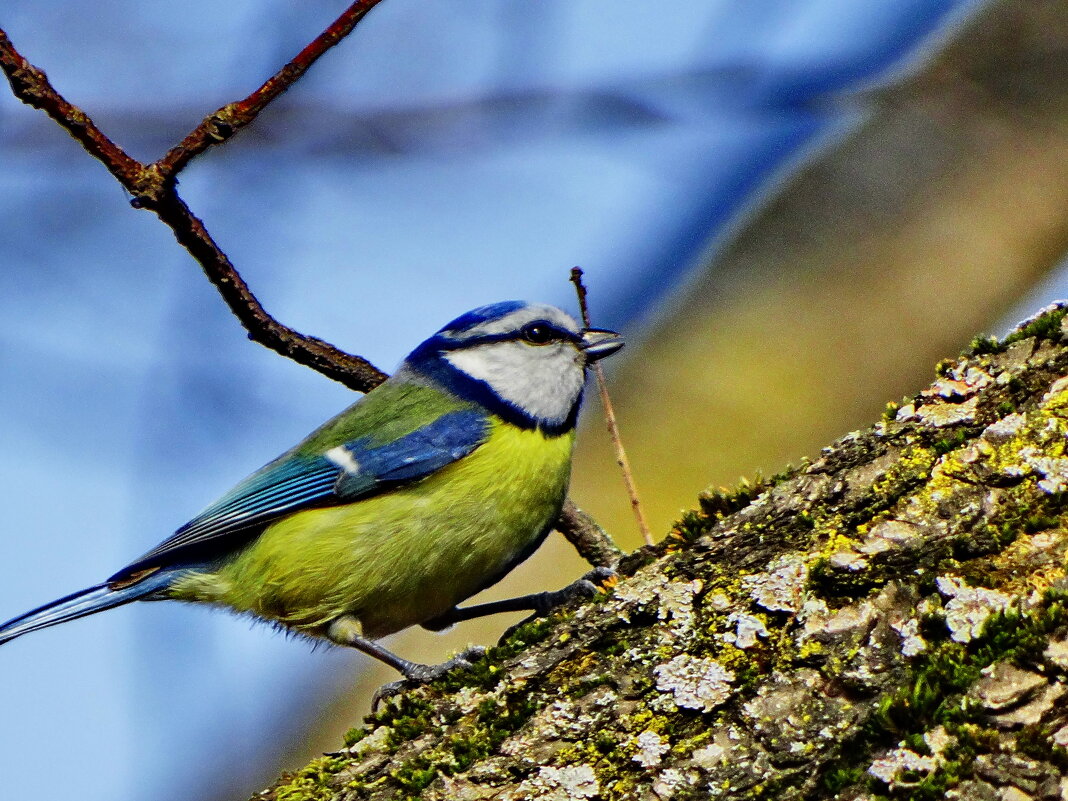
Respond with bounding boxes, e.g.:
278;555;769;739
109;409;491;580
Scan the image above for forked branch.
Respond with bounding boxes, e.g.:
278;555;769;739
0;5;388;392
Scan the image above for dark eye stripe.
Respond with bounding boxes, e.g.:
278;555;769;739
526;321;579;341
522;321;573;345
438;322;579;350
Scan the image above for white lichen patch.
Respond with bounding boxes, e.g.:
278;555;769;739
923;368;990;400
612;570;703;639
962;366;993;389
511;764;600;800
971;662;1047;711
982;413;1026;444
1000;787;1034;801
741;668;851;748
868;747;938;788
797;597;877;648
652;768;692;799
1053;723;1068;748
955;442;988;465
936;576;1012;643
895;403;917;422
967;661;1066;727
899;387;983;426
923;379;973;400
828;549;869;571
647;692;678;714
501;687;617;761
632;730;670;768
654;654;735;712
913;395;980;427
856;519;921;555
1031;531;1059;549
891;617;927;657
868;726;953;790
707;592;731;611
452;686;495;715
1042;373;1068;404
1019;449;1068;494
745;556;807;613
720;612;770;649
1044;636;1068;670
824;601;876;635
689;742;726;770
798;596;829;623
1002;683;1065;727
924;726;954;758
346;725;392;757
539;699;584;739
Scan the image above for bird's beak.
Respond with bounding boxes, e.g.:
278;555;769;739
579;328;624;362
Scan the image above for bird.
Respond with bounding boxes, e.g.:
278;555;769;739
0;300;623;692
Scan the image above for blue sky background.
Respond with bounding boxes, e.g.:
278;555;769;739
3;1;1049;799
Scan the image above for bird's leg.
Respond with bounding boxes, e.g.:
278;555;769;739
327;616;485;710
421;566;616;634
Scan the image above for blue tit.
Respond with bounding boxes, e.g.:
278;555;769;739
0;301;623;686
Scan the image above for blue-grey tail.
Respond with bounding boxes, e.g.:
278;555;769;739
0;572;172;645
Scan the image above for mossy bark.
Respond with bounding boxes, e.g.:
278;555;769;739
256;304;1068;801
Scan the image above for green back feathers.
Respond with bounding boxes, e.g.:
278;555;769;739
294;377;474;455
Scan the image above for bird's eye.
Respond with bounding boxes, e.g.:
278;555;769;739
521;323;556;345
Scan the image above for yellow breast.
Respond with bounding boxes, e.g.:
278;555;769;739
170;421;575;639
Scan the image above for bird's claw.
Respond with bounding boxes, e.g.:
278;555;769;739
581;565;618;587
500;566;616;642
404;645;486;682
540;566;617;610
371;645;487;711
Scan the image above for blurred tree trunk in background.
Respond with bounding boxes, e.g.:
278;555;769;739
255;307;1068;801
571;0;1068;545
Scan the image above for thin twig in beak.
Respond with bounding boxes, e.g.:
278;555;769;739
570;267;653;546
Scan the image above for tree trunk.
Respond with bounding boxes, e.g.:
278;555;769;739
257;303;1068;801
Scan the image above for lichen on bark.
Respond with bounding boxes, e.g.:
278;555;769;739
256;303;1068;801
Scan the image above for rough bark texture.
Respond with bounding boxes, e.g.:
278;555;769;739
258;304;1068;801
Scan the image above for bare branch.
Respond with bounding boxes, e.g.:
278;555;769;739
0;28;143;190
555;499;623;568
0;15;388;392
152;193;389;391
155;0;386;183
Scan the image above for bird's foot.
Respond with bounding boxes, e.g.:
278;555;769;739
372;645;487;710
533;565;616;613
500;566;616;642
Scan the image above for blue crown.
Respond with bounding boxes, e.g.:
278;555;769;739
437;300;528;335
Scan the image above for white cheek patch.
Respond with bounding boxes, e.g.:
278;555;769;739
445;341;585;425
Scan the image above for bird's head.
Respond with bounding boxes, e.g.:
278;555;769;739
403;301;623;433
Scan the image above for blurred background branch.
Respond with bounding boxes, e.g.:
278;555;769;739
571;0;1068;542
